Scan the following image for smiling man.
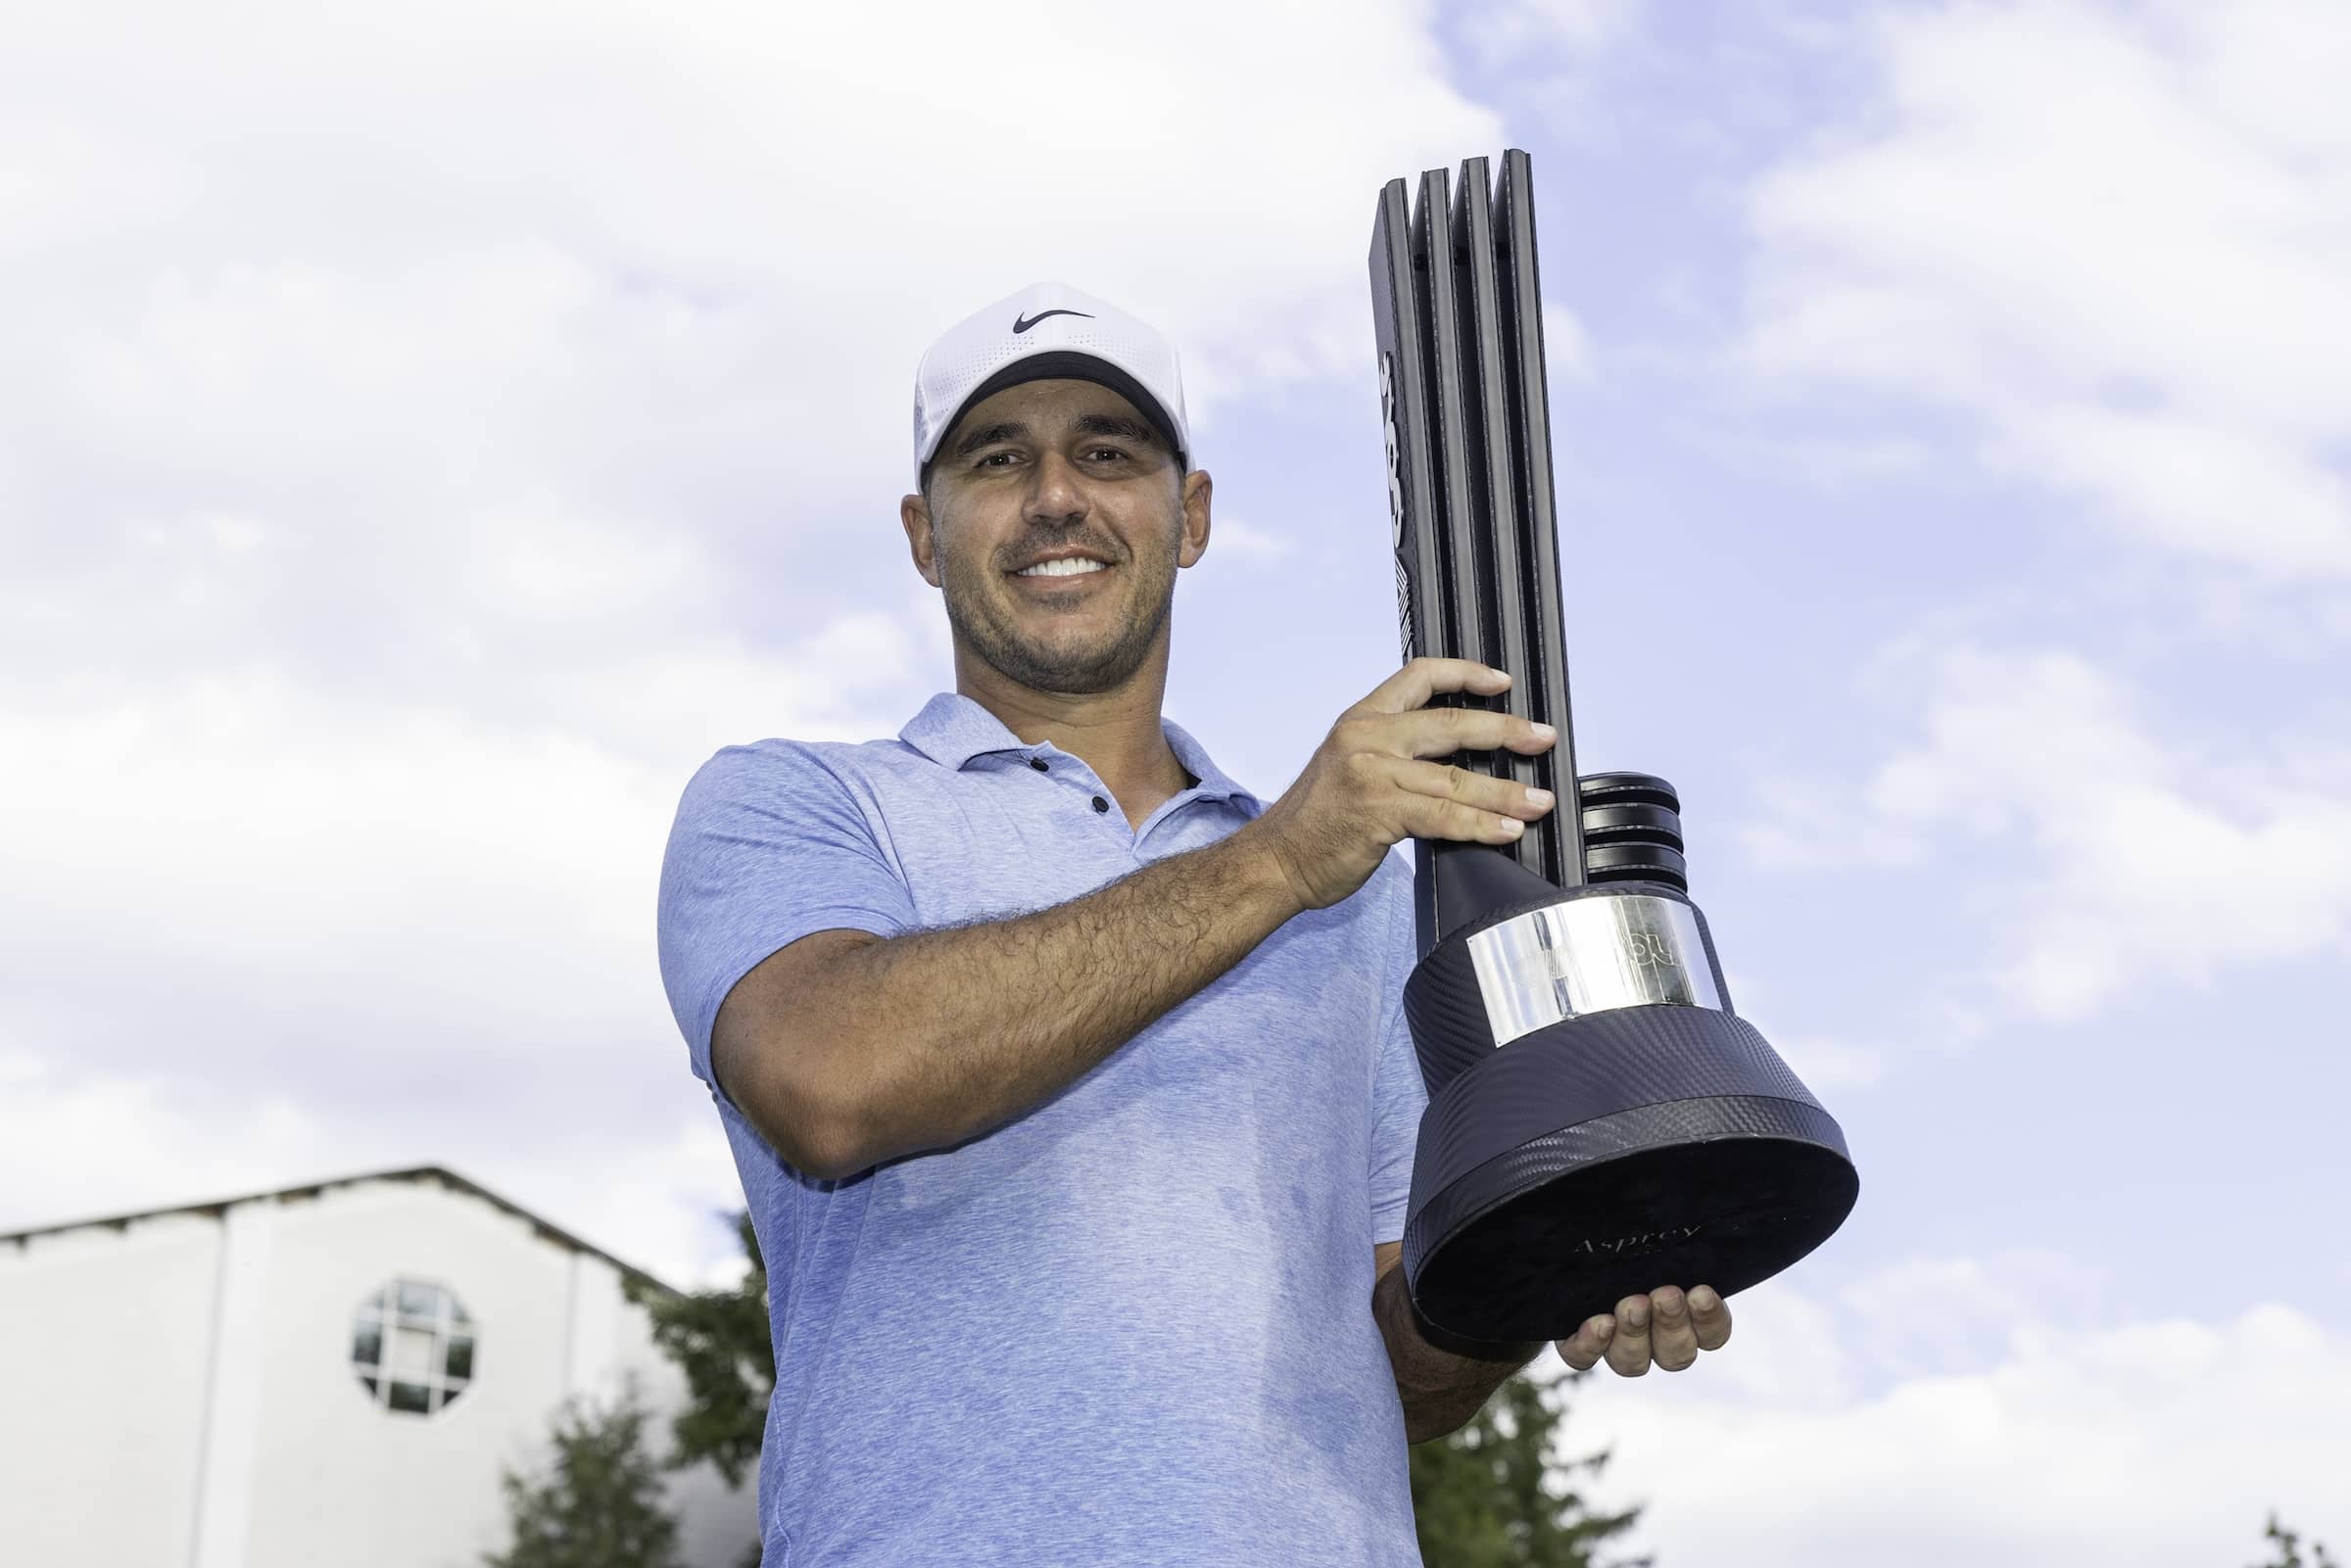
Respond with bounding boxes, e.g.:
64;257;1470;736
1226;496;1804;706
656;284;1730;1567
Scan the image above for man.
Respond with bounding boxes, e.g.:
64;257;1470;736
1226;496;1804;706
657;283;1731;1566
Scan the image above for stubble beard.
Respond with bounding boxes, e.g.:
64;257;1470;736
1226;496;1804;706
933;511;1178;697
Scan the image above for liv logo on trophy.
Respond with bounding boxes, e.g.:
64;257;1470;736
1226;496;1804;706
1367;150;1861;1345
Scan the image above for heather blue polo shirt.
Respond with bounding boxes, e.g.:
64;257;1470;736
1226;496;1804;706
657;691;1428;1568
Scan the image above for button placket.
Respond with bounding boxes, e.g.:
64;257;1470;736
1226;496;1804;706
1023;747;1135;838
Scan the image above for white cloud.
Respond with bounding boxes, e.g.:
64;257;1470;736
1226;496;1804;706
0;1050;742;1289
1459;0;1647;72
1741;0;2351;580
0;1052;335;1226
1741;768;1930;872
0;629;913;1279
1569;1264;2350;1568
1744;641;2351;1023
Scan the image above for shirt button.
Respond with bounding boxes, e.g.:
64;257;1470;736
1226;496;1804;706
1091;795;1110;813
1030;757;1049;772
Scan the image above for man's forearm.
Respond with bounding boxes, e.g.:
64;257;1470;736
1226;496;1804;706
1372;1256;1544;1444
779;823;1305;1176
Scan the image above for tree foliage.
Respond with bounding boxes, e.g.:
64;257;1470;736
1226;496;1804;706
1409;1370;1644;1568
629;1211;774;1489
2254;1513;2340;1568
485;1383;682;1568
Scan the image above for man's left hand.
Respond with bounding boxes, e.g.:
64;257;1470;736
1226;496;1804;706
1554;1285;1731;1375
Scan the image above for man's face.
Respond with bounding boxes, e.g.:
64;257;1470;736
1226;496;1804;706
901;378;1210;696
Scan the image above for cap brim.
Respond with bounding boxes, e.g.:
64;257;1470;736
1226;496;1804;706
924;350;1187;478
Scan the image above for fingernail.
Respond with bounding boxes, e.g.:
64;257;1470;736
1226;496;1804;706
1655;1287;1685;1317
1525;787;1555;809
1591;1316;1614;1339
1691;1286;1720;1312
1499;819;1526;838
1529;722;1558;741
1624;1301;1649;1330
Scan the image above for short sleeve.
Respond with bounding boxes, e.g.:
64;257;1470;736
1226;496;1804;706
656;741;917;1095
1367;857;1428;1246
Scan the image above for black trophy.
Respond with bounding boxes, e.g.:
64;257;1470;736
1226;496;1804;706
1368;151;1859;1346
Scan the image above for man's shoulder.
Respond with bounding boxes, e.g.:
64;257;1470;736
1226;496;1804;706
666;734;945;841
683;732;923;795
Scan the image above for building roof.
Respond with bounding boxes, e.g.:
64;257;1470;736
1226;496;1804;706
0;1164;676;1295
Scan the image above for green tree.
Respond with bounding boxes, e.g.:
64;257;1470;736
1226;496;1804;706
631;1211;774;1488
485;1382;682;1568
1409;1370;1644;1568
2253;1512;2339;1568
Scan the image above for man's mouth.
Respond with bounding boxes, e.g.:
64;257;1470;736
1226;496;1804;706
1012;556;1109;579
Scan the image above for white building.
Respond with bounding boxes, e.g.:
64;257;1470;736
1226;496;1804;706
0;1166;760;1567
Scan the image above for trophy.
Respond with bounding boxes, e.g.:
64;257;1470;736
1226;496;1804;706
1368;151;1859;1345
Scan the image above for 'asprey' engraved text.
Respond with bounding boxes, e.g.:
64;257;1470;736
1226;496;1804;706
1569;1223;1704;1258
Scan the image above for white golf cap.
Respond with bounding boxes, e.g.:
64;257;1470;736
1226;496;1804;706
913;282;1191;479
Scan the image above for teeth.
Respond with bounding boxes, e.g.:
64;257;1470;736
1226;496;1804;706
1017;558;1107;578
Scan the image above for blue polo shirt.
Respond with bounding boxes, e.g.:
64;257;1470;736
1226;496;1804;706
657;691;1428;1567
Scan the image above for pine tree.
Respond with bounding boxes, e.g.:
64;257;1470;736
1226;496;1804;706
485;1382;683;1568
1409;1370;1645;1568
2254;1512;2340;1568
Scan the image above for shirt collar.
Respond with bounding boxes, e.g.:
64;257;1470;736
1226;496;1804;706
897;691;1260;807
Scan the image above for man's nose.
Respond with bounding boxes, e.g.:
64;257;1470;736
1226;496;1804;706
1023;449;1087;522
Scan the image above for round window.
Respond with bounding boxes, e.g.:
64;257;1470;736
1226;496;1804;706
352;1278;475;1415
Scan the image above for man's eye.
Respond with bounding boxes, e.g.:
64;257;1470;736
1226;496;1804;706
978;451;1019;468
1084;447;1128;462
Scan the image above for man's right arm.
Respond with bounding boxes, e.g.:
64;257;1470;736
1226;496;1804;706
716;828;1297;1179
711;658;1559;1181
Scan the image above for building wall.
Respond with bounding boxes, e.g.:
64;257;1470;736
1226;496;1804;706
0;1176;759;1568
239;1177;587;1568
0;1212;222;1564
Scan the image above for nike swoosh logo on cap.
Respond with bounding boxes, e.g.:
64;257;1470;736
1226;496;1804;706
1012;309;1094;334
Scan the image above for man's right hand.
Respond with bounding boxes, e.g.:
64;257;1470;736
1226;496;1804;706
1245;658;1560;912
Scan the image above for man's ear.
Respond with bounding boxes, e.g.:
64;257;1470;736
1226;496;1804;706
1176;468;1214;569
900;492;942;588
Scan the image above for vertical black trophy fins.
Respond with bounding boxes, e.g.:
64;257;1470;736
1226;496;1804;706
1374;171;1558;955
1368;179;1450;670
1451;157;1553;884
1371;151;1860;1346
1491;151;1586;889
1368;179;1456;958
1413;169;1502;786
1421;166;1561;914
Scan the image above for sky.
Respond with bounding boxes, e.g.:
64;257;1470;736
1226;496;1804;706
4;0;2346;1561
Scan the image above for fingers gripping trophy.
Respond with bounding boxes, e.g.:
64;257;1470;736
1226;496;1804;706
1359;151;1860;1350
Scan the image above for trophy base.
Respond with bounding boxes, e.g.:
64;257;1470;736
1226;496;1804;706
1402;1004;1859;1345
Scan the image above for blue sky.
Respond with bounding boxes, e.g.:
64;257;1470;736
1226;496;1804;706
4;1;2345;1561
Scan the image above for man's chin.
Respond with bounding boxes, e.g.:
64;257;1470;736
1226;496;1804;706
981;635;1147;696
1004;656;1134;696
944;583;1166;696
